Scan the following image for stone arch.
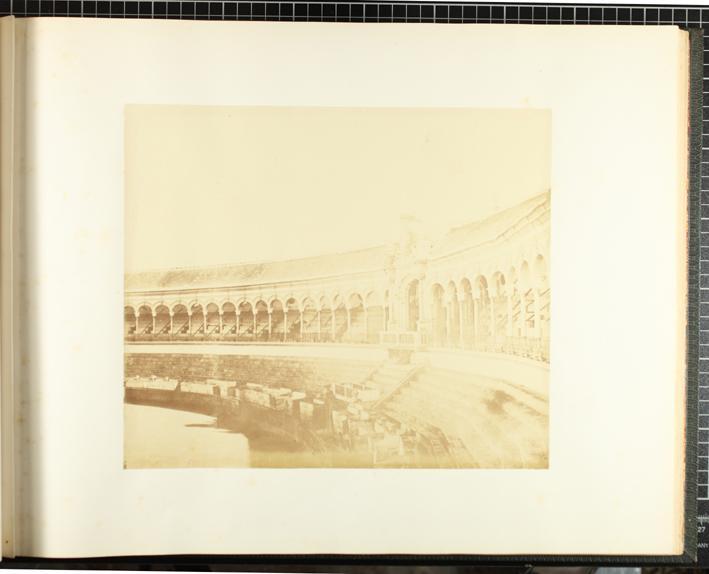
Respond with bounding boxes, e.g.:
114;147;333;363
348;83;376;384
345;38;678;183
319;296;333;342
406;279;421;333
507;266;518;293
520;260;531;288
446;280;460;347
534;254;550;355
285;297;300;342
507;267;522;338
221;301;237;337
473;275;492;350
365;291;381;305
346;293;366;343
301;297;318;342
205;302;221;336
154;304;171;335
235;296;253;312
534;254;548;289
460;278;474;349
171;304;189;335
347;292;364;309
254;300;269;341
365;291;384;344
270;299;285;341
490;271;508;350
136;304;153;335
333;295;347;343
190;303;205;335
124;305;137;337
166;299;184;313
219;297;235;310
431;283;447;347
237;301;254;340
519;260;534;337
491;271;506;297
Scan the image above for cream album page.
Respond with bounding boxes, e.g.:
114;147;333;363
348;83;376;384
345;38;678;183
10;19;688;557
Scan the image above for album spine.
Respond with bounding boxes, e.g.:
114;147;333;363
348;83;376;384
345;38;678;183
684;26;704;564
0;14;19;560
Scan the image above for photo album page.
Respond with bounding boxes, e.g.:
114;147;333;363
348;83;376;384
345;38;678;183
2;18;690;558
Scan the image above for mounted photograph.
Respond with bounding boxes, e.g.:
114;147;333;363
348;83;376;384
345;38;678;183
123;105;551;469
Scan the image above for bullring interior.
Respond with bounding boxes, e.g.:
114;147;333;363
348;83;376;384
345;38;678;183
123;106;550;470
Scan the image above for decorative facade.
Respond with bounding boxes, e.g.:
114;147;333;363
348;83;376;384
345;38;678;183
125;191;550;363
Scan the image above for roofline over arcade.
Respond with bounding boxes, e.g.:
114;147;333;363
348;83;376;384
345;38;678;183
125;190;550;294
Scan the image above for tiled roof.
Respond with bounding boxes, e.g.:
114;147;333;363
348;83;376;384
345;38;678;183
430;191;550;258
125;244;391;292
126;191;550;293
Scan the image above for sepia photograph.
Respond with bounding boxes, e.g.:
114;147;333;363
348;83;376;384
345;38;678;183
123;105;551;469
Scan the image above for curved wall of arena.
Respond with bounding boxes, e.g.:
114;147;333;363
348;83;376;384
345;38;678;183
124;192;552;468
125;343;387;395
125;342;548;400
124;192;551;367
